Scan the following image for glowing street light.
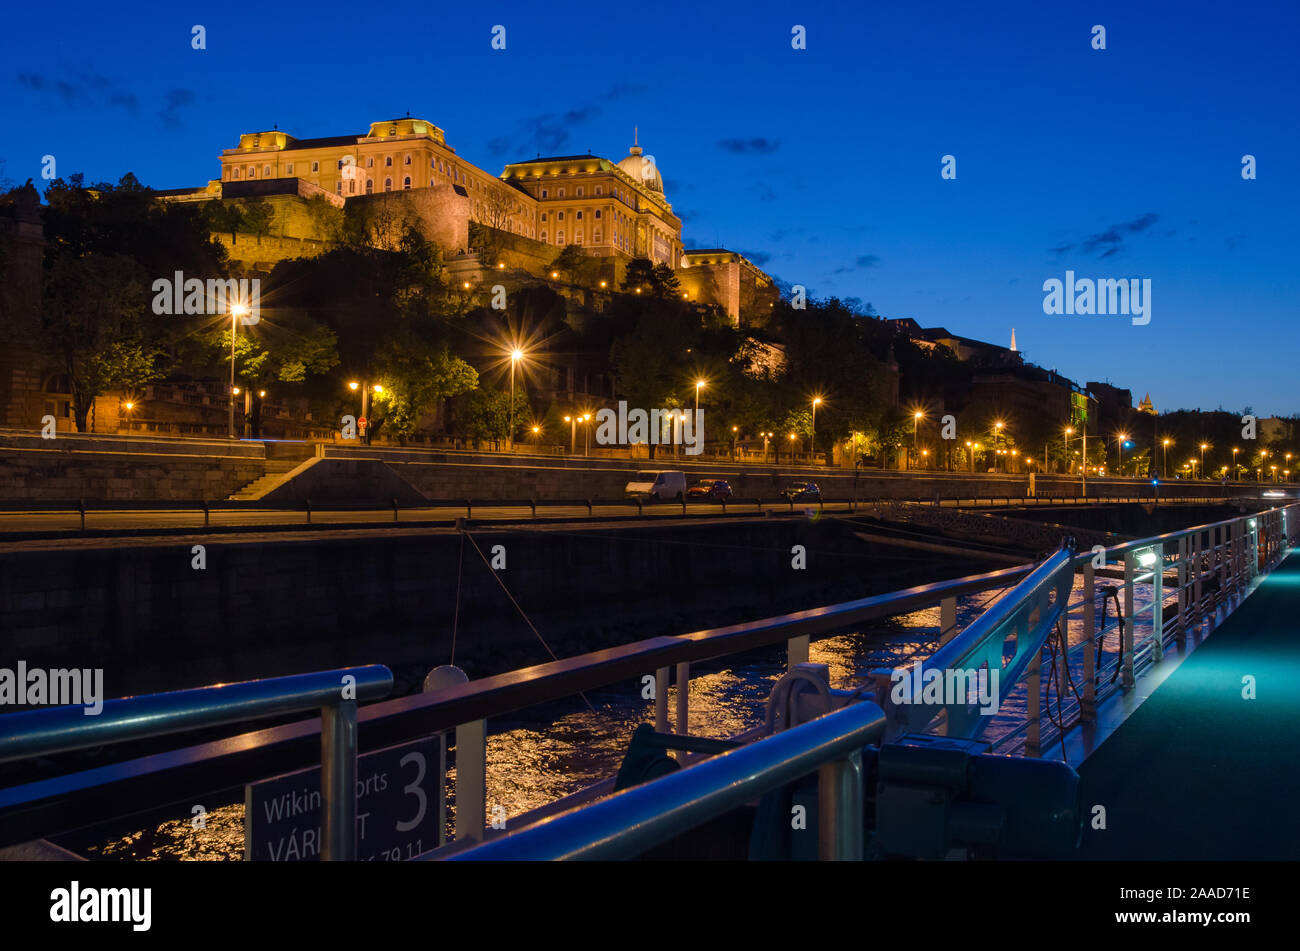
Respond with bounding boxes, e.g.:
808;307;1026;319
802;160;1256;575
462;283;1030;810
1200;442;1209;474
228;302;249;438
811;397;823;463
1232;447;1240;480
509;346;526;452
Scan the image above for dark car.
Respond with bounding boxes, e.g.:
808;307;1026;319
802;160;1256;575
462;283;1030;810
781;481;822;501
686;478;733;500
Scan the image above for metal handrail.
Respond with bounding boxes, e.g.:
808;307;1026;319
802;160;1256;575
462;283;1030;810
0;506;1292;850
435;699;885;861
0;665;393;859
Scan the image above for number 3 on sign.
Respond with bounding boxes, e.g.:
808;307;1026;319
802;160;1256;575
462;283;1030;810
395;752;427;833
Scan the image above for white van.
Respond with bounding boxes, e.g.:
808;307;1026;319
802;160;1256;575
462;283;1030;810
625;470;687;501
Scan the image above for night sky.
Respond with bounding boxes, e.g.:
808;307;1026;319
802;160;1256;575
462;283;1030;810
2;0;1296;414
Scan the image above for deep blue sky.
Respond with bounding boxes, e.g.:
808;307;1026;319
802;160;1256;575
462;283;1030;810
3;1;1296;414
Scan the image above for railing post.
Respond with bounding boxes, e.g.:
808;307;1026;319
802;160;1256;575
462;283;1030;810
1082;562;1096;719
817;749;863;861
1192;530;1204;631
939;596;958;645
675;662;690;737
320;699;358;861
1025;611;1041;756
1151;543;1164;662
654;667;669;733
1121;551;1136;687
787;634;810;669
455;719;487;842
1175;535;1188;644
1218;524;1229;616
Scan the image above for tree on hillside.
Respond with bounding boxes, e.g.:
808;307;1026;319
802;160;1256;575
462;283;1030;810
39;253;165;431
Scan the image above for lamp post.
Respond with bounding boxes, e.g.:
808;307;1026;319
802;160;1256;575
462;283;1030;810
731;425;738;461
563;415;575;454
583;413;591;456
913;410;924;470
762;431;772;464
1200;442;1208;476
1162;437;1171;477
1117;432;1130;475
811;397;822;465
228;303;248;438
509;348;524;452
1232;447;1239;480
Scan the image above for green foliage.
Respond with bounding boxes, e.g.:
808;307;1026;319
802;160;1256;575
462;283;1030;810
452;387;531;445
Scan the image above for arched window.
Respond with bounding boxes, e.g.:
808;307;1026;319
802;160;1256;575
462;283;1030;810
385;156;393;167
403;176;411;189
366;179;374;194
367;157;374;168
404;155;411;165
384;177;392;192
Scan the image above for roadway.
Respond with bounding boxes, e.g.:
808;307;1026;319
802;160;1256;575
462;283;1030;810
0;495;1229;539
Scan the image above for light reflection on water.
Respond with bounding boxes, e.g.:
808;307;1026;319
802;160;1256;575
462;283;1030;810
72;574;1170;859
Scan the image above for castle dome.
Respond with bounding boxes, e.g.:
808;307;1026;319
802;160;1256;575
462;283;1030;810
617;129;663;193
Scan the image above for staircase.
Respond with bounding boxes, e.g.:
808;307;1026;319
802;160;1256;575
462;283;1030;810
227;461;300;500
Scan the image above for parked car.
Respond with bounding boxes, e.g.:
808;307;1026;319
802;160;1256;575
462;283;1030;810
624;470;687;501
686;478;733;500
781;481;822;501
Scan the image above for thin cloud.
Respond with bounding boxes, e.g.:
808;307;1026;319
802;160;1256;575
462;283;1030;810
717;137;781;155
1051;212;1162;259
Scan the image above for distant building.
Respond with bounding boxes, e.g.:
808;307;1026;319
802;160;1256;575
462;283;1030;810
886;318;1022;368
677;249;780;326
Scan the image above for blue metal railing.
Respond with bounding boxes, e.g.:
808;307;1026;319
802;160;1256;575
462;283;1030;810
0;665;392;859
433;699;885;861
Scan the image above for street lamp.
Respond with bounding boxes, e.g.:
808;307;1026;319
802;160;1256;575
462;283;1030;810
563;415;576;454
913;410;924;469
228;303;249;438
762;431;773;463
1162;437;1172;476
582;413;591;456
1199;442;1208;475
811;397;822;463
1117;432;1130;475
509;347;524;452
1232;447;1240;480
